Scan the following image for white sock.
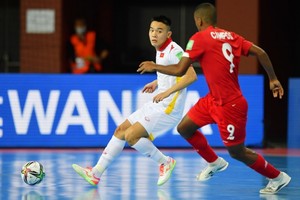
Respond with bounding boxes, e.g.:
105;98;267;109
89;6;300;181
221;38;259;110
132;137;168;165
92;135;125;178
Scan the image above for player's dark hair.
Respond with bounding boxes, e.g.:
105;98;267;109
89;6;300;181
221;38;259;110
151;15;172;30
194;3;217;25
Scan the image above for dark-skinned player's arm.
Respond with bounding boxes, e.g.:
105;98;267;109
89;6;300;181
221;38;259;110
248;44;284;99
138;56;193;77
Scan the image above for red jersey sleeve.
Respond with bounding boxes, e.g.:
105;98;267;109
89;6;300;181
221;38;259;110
183;33;204;61
241;39;253;56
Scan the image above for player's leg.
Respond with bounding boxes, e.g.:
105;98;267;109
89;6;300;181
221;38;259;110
72;120;130;185
125;122;169;166
177;114;219;163
177;96;229;181
125;122;176;186
220;96;291;194
226;143;291;194
91;120;130;177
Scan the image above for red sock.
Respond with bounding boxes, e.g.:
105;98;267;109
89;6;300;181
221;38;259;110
249;154;280;178
186;130;218;163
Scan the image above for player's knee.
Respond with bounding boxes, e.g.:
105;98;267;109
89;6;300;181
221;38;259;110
177;124;192;139
114;126;125;140
177;123;185;134
124;129;139;146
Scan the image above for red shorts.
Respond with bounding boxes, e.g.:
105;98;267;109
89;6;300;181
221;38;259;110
188;94;248;147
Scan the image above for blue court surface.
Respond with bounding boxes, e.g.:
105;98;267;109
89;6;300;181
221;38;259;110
0;148;299;200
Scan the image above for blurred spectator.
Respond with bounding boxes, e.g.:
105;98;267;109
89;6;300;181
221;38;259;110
67;18;109;74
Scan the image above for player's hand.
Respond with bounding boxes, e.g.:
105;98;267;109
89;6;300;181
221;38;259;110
153;91;170;103
142;82;157;93
270;79;284;99
137;61;156;74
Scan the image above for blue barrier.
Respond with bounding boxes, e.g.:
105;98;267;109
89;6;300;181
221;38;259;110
0;74;264;148
288;78;300;148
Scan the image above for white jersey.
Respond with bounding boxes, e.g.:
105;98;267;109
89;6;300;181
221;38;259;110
128;39;187;139
155;40;186;116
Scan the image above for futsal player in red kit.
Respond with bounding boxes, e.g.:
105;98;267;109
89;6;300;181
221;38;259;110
138;2;291;194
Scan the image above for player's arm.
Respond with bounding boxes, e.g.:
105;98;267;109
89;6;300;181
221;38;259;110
153;66;197;103
138;56;193;77
142;80;158;93
248;44;284;99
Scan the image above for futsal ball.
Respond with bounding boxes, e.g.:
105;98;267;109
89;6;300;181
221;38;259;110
21;161;45;185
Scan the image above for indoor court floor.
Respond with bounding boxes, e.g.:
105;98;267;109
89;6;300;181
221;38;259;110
0;148;299;200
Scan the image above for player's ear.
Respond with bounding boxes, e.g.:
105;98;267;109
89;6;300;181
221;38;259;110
196;17;201;25
167;31;172;38
194;17;202;30
199;17;204;26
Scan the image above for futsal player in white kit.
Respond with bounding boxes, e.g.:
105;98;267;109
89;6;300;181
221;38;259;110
72;15;197;186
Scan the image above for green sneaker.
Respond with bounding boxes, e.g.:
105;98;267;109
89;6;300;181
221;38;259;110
72;164;100;186
157;157;176;186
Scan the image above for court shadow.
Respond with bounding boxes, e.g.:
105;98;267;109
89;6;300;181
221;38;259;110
22;191;45;200
259;194;280;200
74;188;101;200
157;189;171;200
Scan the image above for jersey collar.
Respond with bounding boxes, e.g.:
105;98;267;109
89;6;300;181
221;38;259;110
158;38;172;51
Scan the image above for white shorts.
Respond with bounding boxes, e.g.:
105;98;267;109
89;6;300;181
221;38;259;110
127;101;181;140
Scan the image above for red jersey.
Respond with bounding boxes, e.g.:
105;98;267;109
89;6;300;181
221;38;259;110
183;26;253;105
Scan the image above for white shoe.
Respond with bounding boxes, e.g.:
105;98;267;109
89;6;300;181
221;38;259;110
260;172;291;194
196;157;229;181
72;164;100;186
157;157;176;186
